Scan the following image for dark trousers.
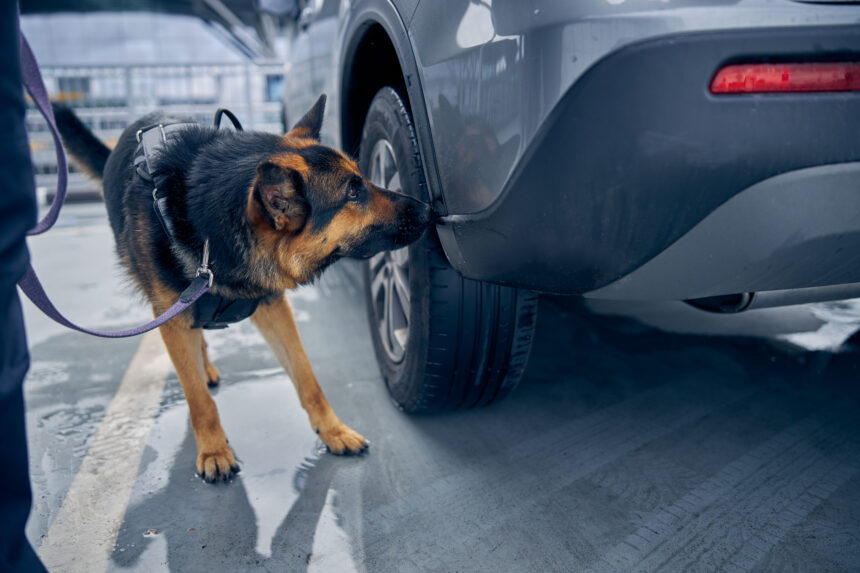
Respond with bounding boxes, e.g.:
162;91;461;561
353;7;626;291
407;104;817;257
1;2;47;572
0;292;45;573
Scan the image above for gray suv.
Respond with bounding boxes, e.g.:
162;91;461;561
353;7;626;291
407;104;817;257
277;0;860;411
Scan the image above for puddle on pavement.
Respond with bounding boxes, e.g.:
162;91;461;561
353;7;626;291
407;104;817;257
111;359;365;572
25;330;143;546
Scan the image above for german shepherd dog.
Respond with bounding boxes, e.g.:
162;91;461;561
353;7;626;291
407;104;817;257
54;95;432;481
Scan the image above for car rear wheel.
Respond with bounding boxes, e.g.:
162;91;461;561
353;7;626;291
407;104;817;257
360;86;539;412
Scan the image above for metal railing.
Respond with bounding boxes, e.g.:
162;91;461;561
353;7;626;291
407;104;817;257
27;62;285;200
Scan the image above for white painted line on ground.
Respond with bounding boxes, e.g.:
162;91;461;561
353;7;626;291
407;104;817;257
38;330;171;573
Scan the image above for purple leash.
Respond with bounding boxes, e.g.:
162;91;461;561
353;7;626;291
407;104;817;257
16;25;211;337
19;32;63;237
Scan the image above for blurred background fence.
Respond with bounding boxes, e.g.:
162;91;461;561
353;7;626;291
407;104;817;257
27;62;285;202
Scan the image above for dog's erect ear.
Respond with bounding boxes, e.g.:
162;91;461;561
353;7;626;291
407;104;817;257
254;160;308;233
286;94;326;140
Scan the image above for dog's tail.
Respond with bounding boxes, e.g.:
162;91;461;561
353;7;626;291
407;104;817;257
52;103;111;181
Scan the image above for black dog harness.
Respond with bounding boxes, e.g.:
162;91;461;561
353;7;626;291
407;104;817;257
133;109;263;330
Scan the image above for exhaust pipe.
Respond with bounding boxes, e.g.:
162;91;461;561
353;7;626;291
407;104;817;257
687;282;860;313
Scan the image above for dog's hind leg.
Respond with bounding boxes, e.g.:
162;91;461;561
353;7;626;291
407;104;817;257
251;293;368;455
201;336;220;387
156;306;239;481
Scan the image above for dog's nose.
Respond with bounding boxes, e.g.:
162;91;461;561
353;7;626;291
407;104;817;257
415;199;433;226
401;199;431;229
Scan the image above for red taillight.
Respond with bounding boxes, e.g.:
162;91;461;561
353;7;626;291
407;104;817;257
710;62;860;94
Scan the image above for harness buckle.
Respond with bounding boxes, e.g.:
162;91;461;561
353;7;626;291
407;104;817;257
196;267;214;288
195;239;214;288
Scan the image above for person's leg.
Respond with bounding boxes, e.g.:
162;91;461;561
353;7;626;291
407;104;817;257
0;293;45;573
0;3;46;572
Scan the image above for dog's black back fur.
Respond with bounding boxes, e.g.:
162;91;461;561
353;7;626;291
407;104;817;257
102;111;288;300
55;101;432;310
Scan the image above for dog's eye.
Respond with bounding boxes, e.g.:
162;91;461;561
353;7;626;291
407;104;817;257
347;181;363;201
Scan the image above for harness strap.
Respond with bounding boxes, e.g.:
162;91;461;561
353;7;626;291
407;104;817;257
132;109;262;331
214;108;243;131
15;23;211;338
135;121;192;241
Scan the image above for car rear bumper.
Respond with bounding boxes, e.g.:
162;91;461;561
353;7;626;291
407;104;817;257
435;24;860;298
587;162;860;301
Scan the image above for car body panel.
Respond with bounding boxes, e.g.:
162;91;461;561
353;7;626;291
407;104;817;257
283;0;341;146
587;162;860;300
336;0;450;218
435;24;860;295
280;0;860;298
410;0;860;215
283;0;421;148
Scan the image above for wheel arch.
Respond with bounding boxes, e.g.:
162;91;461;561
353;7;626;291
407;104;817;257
339;2;446;211
340;22;407;157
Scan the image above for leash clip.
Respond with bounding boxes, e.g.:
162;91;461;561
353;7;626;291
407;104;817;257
195;239;214;288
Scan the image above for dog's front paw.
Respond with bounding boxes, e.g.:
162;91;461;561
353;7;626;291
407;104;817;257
196;444;240;483
318;423;368;455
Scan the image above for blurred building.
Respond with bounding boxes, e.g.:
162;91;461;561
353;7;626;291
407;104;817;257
22;12;286;200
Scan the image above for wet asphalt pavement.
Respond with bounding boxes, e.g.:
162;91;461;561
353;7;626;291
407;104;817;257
21;203;860;572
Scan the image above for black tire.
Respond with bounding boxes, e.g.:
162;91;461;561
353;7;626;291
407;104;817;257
360;87;538;412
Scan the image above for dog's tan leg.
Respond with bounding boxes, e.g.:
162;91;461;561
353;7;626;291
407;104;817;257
251;293;368;454
156;310;238;481
201;336;220;387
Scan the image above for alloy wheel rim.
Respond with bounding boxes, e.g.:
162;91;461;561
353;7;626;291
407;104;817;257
368;139;410;363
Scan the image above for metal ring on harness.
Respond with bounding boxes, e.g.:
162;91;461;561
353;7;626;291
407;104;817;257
195;239;214;288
